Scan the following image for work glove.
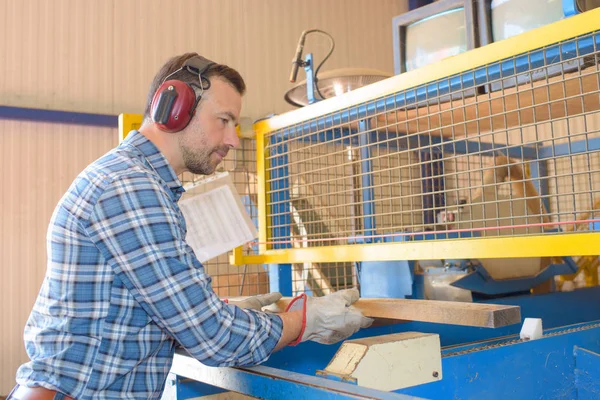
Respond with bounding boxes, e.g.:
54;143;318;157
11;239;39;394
225;292;283;310
285;288;373;345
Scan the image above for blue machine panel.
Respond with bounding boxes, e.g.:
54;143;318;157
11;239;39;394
398;321;600;399
175;288;600;399
262;287;600;375
574;346;600;399
360;260;414;298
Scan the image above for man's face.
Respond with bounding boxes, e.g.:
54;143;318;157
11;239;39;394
178;77;242;175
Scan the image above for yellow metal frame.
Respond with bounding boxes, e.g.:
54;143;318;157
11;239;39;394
118;113;143;142
236;9;600;266
230;130;270;265
256;131;270;254
234;233;600;264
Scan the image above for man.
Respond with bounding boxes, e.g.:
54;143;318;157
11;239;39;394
11;53;372;399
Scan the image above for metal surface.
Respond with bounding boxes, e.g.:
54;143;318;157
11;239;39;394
171;350;423;400
242;10;600;267
398;320;600;399
574;346;600;399
175;287;600;399
452;257;579;294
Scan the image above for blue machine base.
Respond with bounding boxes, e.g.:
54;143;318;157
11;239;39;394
398;321;600;399
175;286;600;399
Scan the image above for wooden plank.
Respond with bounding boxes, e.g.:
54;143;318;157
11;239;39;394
267;298;521;329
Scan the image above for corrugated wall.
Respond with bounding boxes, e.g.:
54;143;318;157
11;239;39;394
0;0;408;394
0;0;406;121
0;121;117;393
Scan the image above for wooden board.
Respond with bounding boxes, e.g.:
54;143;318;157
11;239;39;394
268;297;521;329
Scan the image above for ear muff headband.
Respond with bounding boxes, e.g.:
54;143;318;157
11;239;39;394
151;56;215;133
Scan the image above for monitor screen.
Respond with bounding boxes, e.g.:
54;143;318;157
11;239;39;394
491;0;563;42
579;0;600;11
405;8;467;71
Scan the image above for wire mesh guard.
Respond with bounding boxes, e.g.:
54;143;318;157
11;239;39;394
263;30;600;294
180;140;355;297
179;138;270;297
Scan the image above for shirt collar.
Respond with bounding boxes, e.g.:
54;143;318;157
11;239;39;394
121;130;185;200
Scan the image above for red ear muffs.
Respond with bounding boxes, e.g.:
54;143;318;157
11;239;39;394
151;80;198;133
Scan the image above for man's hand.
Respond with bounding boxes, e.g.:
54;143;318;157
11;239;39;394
285;289;373;345
226;292;283;310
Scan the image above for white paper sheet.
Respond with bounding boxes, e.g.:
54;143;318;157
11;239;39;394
179;183;258;262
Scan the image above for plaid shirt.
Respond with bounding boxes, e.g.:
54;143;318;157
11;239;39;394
16;130;283;399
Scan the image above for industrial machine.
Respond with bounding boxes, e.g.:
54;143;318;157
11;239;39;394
122;7;600;399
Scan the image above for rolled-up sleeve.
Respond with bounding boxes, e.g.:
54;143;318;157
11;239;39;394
84;172;283;367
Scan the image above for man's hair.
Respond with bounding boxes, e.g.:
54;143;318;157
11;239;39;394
143;52;246;120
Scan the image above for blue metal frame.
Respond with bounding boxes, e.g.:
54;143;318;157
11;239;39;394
538;136;600;159
304;53;318;105
360;259;415;298
171;351;423;400
452;257;579;295
268;263;293;295
268;136;293;295
175;378;226;398
358;119;376;239
268;134;600;297
273;127;538;160
427;135;537;159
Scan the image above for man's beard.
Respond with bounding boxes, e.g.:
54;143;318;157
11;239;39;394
181;145;215;175
179;136;229;175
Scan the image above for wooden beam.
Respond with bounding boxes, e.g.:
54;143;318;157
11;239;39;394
268;298;521;329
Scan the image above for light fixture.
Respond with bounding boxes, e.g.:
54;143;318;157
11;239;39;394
286;29;393;107
284;68;392;107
